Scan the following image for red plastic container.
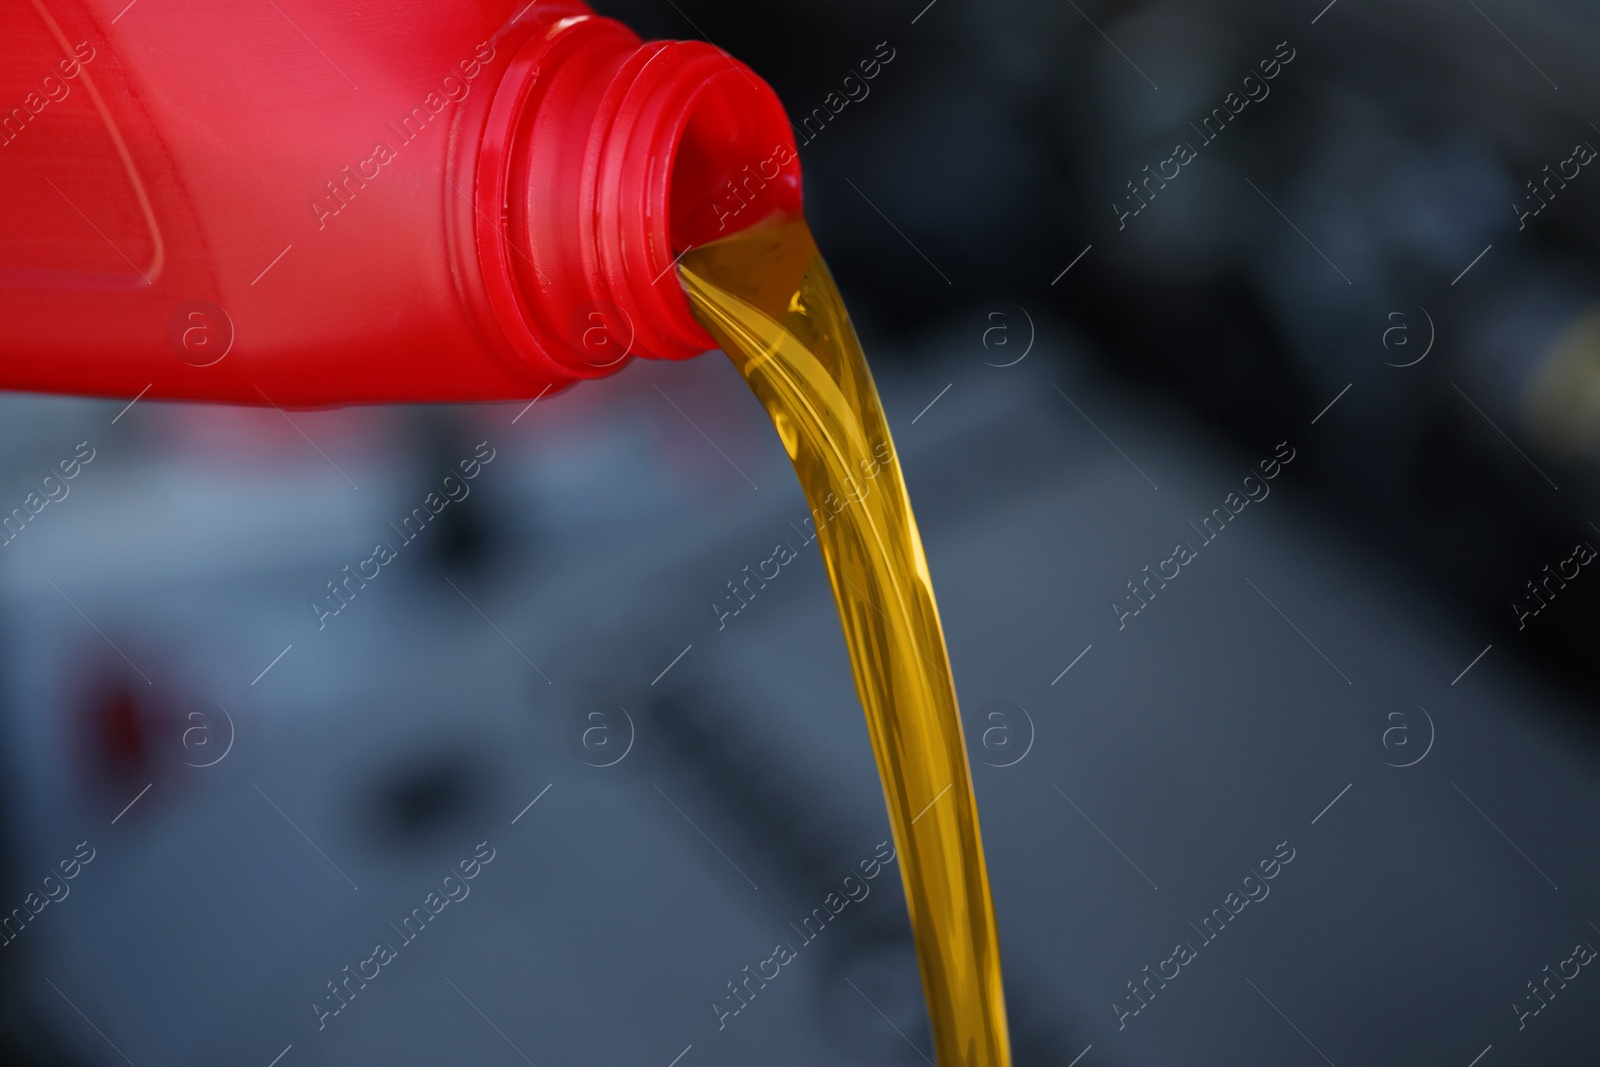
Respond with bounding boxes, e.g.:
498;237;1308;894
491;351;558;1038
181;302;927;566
0;0;801;405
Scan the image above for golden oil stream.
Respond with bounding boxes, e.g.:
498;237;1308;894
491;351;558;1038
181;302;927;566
680;216;1012;1066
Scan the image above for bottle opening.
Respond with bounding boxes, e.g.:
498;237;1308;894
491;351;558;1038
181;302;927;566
476;18;801;382
667;67;802;253
590;40;804;365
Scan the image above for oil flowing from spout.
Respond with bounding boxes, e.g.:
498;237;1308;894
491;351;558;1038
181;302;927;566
681;216;1012;1066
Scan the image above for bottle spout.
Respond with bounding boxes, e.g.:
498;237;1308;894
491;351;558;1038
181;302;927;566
477;17;802;380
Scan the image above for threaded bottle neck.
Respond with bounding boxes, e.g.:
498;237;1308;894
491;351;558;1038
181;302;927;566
475;15;801;381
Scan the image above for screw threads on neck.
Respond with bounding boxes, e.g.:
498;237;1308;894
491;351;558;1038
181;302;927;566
475;15;800;383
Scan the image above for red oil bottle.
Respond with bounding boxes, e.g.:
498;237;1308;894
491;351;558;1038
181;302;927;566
0;0;800;405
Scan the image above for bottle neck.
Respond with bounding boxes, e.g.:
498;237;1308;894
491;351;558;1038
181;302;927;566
475;15;801;381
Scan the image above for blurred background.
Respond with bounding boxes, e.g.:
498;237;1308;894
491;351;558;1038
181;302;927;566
3;0;1600;1064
